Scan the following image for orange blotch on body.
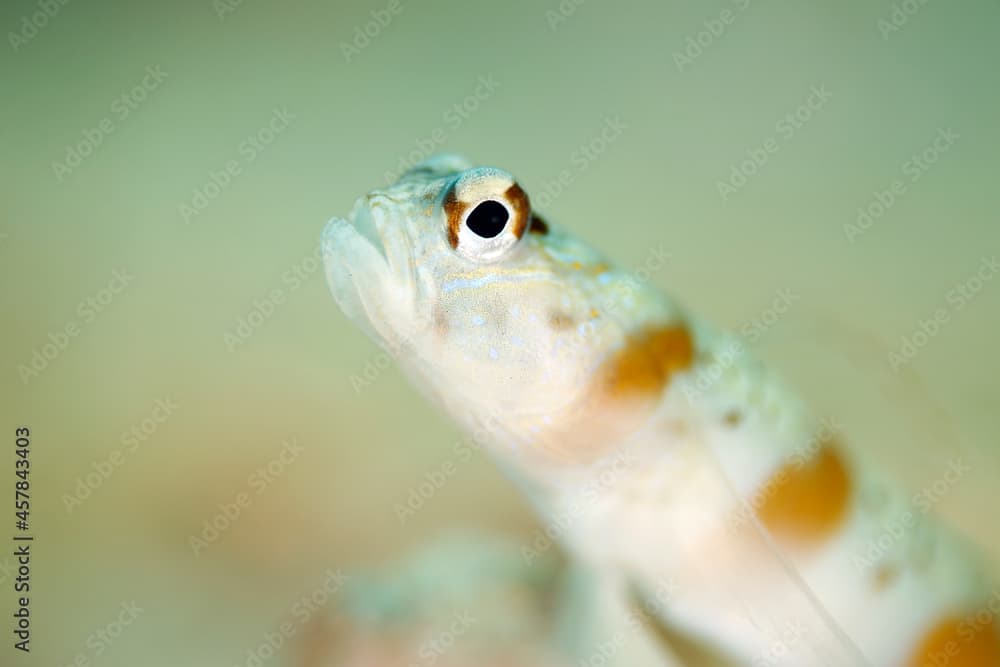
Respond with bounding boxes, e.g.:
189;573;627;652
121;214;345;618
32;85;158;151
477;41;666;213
756;440;852;547
908;615;1000;666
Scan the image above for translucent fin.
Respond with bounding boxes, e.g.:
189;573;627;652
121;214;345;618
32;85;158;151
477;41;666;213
625;318;875;664
699;438;871;665
628;424;873;665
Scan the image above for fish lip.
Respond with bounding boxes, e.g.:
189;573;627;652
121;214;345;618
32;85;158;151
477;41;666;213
321;212;389;340
321;192;398;276
348;194;391;260
321;192;419;345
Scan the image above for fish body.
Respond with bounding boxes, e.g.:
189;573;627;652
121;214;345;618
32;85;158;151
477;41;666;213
322;154;999;666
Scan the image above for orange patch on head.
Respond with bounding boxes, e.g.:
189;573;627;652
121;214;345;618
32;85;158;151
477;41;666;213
442;188;466;250
908;616;1000;666
504;183;530;239
756;440;852;547
597;324;694;398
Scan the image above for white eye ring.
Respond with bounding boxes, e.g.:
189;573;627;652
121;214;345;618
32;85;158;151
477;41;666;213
443;167;530;264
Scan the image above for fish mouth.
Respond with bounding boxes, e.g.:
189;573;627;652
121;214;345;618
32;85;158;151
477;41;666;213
321;194;415;345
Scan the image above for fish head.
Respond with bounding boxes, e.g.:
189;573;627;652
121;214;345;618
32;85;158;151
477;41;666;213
323;154;685;462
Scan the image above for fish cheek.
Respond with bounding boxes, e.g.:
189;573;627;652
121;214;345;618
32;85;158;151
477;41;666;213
530;323;696;465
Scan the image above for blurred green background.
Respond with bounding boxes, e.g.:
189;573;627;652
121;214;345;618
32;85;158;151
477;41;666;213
2;0;999;664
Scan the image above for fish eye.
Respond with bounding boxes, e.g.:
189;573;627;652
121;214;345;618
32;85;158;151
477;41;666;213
443;167;530;263
466;200;509;238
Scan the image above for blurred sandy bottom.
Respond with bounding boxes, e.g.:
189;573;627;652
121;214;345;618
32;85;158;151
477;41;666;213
296;534;573;667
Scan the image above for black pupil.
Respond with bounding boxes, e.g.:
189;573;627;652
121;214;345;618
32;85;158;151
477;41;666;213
466;200;509;238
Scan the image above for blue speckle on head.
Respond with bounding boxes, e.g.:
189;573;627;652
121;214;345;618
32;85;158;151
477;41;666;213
510;304;520;317
471;314;486;327
489;347;499;360
598;272;613;285
510;335;525;347
441;271;551;294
